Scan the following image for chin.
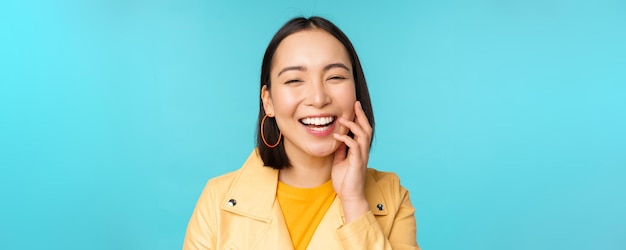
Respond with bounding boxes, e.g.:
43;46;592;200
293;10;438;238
305;141;340;158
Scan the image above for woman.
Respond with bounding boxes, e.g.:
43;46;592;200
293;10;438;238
183;16;419;250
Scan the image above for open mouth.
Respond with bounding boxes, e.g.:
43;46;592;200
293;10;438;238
299;116;336;132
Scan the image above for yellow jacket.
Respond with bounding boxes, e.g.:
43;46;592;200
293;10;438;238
183;150;420;249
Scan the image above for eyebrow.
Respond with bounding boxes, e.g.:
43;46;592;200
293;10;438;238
277;66;305;77
324;63;350;72
277;63;351;77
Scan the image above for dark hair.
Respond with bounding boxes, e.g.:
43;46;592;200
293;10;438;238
256;16;375;169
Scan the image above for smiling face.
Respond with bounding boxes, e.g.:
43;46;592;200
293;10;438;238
262;28;356;159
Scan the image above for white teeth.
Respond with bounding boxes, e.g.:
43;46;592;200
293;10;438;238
300;116;335;126
310;126;330;132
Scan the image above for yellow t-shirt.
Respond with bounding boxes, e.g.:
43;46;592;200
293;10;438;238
277;180;336;250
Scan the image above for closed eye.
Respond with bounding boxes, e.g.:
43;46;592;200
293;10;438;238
326;76;346;83
328;76;346;81
285;79;303;84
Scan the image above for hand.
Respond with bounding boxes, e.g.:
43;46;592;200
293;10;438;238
332;101;373;223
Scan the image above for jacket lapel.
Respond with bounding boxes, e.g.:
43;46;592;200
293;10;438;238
221;150;277;221
364;170;389;216
220;150;294;249
307;170;389;249
306;198;343;249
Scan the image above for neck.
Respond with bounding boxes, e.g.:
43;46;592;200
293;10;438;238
279;144;333;188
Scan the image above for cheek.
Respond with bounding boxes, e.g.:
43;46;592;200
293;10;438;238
335;84;357;119
271;88;298;114
270;88;302;133
344;106;356;122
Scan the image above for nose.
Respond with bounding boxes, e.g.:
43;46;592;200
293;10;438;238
306;79;331;108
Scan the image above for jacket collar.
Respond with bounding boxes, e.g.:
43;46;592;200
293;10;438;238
221;150;278;222
221;149;389;221
365;170;389;216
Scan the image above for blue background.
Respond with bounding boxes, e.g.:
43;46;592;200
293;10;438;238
1;0;625;249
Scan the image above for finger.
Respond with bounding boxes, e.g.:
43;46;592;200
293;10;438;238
333;142;347;165
334;133;367;173
354;101;373;135
338;118;370;158
338;118;367;142
333;133;361;160
352;102;373;160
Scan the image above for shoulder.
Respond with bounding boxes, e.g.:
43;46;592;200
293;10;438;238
202;150;267;194
367;168;400;182
365;168;411;204
205;169;239;191
207;164;246;185
366;168;404;190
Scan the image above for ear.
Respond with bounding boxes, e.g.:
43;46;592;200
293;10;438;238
261;85;275;117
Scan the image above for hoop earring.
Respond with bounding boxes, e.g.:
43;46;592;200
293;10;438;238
261;114;282;148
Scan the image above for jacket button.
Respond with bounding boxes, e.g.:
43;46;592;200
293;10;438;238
376;204;384;211
228;199;237;207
